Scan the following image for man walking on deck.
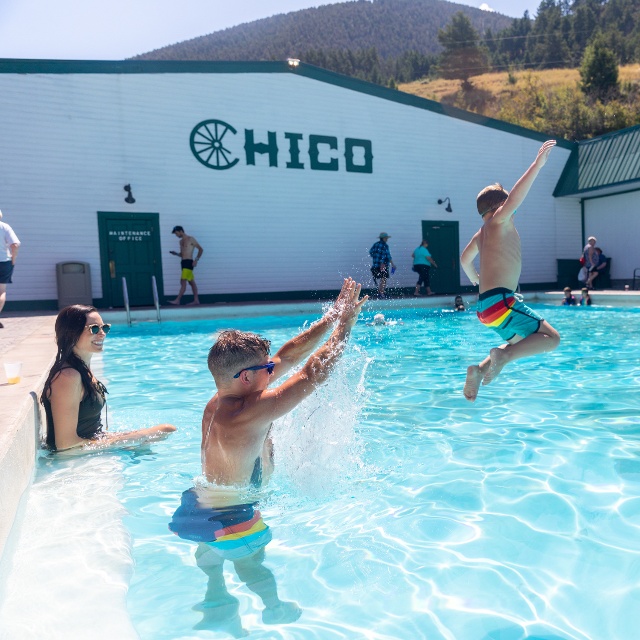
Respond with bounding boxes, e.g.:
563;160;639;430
169;225;203;306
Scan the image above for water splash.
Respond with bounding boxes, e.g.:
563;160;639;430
272;344;372;499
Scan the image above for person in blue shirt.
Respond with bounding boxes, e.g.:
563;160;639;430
412;239;438;296
562;287;577;305
586;247;607;290
369;233;395;298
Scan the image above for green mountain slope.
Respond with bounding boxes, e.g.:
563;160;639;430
132;0;512;61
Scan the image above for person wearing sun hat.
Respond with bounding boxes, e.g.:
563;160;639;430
369;232;395;298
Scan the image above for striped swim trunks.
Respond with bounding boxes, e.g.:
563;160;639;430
476;287;543;342
169;488;272;560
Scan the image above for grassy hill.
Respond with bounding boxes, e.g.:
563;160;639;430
399;65;640;139
132;0;512;61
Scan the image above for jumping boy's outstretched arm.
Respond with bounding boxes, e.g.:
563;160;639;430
492;140;556;223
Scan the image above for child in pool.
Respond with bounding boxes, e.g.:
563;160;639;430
366;313;403;326
460;140;561;401
562;287;577;305
579;287;592;306
201;278;366;488
454;295;465;311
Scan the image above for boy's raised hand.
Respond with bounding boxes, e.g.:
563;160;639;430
536;140;556;167
339;280;368;328
328;278;363;319
329;278;368;327
326;278;352;321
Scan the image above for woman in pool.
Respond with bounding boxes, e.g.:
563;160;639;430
41;304;176;452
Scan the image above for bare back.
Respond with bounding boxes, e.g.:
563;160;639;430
201;393;274;487
476;213;521;293
179;234;200;260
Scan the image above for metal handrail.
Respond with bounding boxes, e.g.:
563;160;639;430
122;276;131;327
151;275;161;323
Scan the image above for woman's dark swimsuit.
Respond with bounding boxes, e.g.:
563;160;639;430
44;368;107;450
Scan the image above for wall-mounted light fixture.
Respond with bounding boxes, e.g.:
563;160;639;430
287;58;300;68
437;197;453;213
124;184;136;204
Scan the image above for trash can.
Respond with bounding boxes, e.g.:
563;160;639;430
56;262;92;310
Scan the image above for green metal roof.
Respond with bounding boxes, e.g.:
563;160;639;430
554;124;640;197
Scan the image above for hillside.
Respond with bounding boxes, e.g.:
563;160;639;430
400;66;640;105
400;65;640;139
132;0;512;61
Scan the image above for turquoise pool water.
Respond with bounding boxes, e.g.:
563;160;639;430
30;305;640;638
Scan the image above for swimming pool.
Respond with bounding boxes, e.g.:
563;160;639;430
2;303;640;639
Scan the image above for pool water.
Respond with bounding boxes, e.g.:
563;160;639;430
6;304;640;639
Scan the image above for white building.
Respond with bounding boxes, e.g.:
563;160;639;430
0;58;635;309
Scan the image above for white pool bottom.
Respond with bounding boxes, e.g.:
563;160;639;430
0;455;137;640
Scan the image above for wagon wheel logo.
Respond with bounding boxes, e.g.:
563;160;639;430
190;119;239;170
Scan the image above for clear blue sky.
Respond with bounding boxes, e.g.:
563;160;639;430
0;0;539;60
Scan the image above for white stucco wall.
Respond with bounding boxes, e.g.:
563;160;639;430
0;67;574;302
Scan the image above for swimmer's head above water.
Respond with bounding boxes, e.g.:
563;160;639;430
373;313;386;325
477;182;508;217
208;329;272;386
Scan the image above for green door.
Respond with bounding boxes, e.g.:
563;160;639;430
98;212;163;308
421;221;460;294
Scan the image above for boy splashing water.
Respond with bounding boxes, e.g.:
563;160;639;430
460;140;560;401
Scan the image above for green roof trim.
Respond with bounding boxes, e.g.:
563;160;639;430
0;58;286;74
554;124;640;197
0;58;574;148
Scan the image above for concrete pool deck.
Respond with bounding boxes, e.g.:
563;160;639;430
1;289;639;557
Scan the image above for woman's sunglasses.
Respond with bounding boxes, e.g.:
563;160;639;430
233;361;275;379
86;324;112;335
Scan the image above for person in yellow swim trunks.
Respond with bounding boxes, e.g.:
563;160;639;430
169;225;203;305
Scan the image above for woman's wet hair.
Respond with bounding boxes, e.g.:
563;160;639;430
41;305;103;410
208;330;271;382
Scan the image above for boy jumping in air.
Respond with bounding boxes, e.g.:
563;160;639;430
460;140;560;401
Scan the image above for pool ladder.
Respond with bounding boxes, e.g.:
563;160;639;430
122;277;131;327
121;276;162;326
151;275;161;323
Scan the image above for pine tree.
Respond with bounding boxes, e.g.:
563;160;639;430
580;33;620;100
437;12;490;85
